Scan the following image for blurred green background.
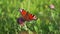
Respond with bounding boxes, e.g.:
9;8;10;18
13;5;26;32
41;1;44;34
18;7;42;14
0;0;60;34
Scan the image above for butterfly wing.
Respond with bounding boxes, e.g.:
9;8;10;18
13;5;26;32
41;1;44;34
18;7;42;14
19;9;37;21
28;13;37;20
19;9;29;20
19;9;27;16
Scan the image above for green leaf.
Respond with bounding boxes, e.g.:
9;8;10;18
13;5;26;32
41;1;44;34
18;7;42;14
34;26;38;32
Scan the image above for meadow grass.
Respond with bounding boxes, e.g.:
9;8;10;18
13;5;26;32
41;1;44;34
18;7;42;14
0;0;60;34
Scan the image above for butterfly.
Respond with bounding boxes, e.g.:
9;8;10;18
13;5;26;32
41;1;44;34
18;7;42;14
17;8;37;26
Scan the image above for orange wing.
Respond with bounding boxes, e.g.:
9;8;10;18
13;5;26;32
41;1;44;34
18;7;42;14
19;9;37;21
20;9;27;16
